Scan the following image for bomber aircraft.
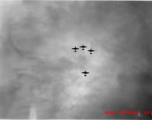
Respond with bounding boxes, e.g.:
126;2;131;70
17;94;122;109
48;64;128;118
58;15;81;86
80;45;87;50
72;46;79;52
82;70;89;76
88;49;95;54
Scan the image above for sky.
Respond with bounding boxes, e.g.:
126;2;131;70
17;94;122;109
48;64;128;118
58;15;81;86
0;1;152;119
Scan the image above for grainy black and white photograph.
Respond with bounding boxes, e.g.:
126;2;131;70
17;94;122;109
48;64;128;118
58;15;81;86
0;0;152;119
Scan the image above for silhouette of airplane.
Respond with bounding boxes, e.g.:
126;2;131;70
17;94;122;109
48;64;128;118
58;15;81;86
80;45;87;50
82;70;89;76
72;46;79;52
88;49;95;54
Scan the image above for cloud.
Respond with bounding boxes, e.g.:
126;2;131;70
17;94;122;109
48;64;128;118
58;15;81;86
1;1;152;119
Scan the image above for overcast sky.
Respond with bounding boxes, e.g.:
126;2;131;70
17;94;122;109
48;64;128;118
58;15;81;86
0;1;152;119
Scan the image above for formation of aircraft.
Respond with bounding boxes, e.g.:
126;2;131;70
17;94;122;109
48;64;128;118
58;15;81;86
72;44;95;76
72;46;79;52
72;45;95;54
82;70;89;76
88;49;95;54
